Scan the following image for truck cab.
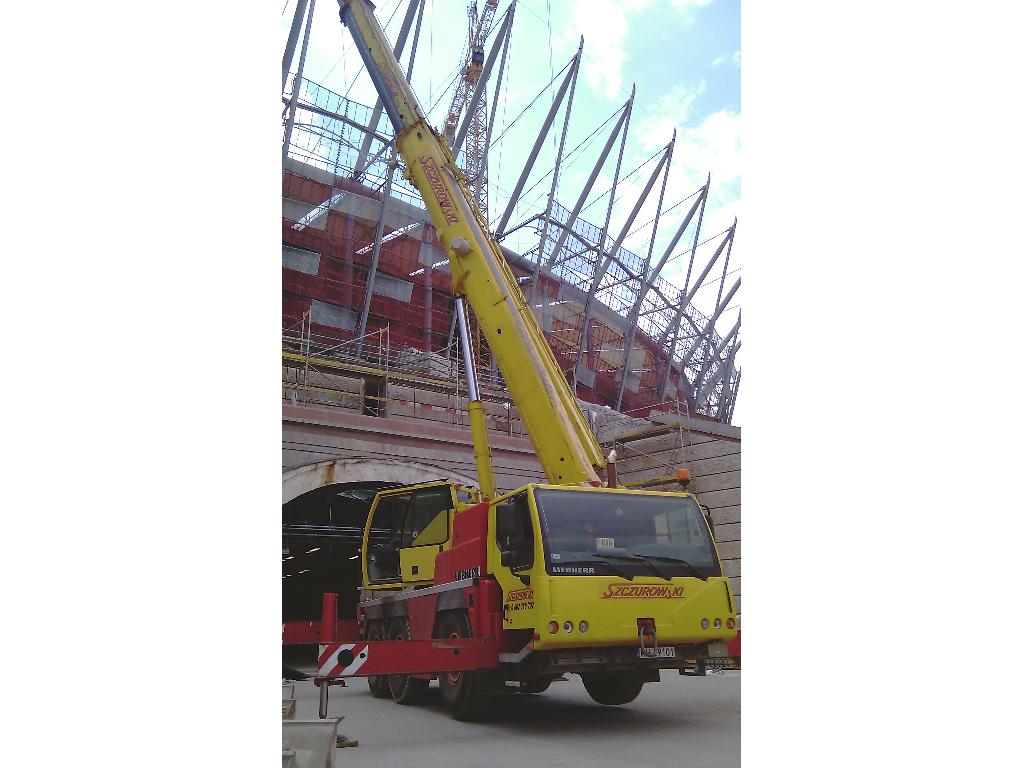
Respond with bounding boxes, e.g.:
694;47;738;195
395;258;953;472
361;481;736;655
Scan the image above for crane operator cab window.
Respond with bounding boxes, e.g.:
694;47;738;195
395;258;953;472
366;492;409;582
496;493;534;572
366;485;454;585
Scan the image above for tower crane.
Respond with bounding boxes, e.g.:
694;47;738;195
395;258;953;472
443;0;499;219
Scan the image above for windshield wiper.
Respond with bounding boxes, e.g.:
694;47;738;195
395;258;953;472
593;553;671;581
554;559;634;581
639;554;708;581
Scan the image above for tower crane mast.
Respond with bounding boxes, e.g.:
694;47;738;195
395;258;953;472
443;0;499;219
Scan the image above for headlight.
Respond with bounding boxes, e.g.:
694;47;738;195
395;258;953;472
563;621;574;633
700;618;709;630
578;620;589;633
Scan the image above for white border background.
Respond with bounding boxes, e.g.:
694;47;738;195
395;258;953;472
4;1;1022;764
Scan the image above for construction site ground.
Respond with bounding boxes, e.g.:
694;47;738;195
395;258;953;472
291;668;740;767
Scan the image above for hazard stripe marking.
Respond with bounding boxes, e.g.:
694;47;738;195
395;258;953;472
317;643;369;677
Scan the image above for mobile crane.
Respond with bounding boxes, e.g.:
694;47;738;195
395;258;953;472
305;0;738;720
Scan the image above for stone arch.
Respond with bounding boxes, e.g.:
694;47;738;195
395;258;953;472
282;458;477;504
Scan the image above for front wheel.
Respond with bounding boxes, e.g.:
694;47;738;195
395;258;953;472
437;611;492;721
581;672;645;706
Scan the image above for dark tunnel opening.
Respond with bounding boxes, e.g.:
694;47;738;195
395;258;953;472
282;480;401;670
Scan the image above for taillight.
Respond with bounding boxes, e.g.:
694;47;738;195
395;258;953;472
726;618;735;630
547;621;559;634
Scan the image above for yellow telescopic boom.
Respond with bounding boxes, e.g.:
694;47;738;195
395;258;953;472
340;0;606;485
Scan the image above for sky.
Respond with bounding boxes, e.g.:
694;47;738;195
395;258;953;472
282;0;742;418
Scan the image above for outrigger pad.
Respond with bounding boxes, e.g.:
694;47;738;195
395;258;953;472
282;719;340;768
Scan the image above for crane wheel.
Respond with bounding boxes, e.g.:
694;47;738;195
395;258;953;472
387;618;429;705
365;621;391;699
437;611;492;721
581;672;645;706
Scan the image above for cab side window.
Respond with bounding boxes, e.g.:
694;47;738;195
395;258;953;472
366;493;410;582
402;487;452;547
496;494;534;570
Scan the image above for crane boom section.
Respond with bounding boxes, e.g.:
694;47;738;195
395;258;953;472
340;0;605;484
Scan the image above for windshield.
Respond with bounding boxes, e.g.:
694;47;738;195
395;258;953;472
533;489;721;579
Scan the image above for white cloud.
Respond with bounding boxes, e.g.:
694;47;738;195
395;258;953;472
712;50;740;67
635;81;708;151
567;0;643;100
670;0;716;26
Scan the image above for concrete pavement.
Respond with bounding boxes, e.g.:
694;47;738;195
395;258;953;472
291;670;740;767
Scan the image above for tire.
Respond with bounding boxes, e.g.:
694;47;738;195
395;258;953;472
437;611;492;721
581;672;646;706
365;621;391;699
387;618;429;705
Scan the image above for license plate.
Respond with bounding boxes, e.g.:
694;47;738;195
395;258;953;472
637;646;675;658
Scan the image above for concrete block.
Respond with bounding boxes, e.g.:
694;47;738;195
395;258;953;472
722;559;740;578
691;470;741;495
716;540;740;560
710;505;740;526
282;719;340;768
714;523;741;545
697;487;739;509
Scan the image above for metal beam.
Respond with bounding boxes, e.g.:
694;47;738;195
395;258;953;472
691;311;741;400
596;84;634;260
494;51;580;238
659;274;739;399
355;152;399;353
406;0;425;80
648;182;707;296
282;0;317;161
613;131;675;410
529;36;583;306
451;4;515;157
714;218;737;312
545;92;633;269
284;98;391;145
682;172;711;296
724;368;741;423
657;222;734;347
352;0;422;178
675;277;741;382
283;0;311;93
711;342;740;418
696;339;741;410
573;139;670;382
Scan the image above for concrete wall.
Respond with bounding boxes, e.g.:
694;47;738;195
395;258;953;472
282;403;546;493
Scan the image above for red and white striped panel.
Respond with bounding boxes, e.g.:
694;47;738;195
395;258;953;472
317;643;370;677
